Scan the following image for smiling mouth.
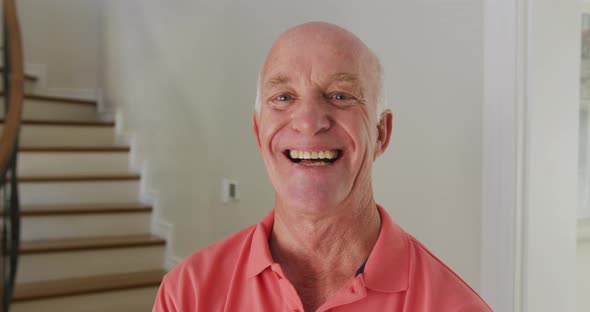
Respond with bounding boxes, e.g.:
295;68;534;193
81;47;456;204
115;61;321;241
283;149;343;166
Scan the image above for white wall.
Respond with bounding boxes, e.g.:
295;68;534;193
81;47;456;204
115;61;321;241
523;0;580;311
17;0;100;92
101;0;484;291
580;3;590;312
101;0;276;259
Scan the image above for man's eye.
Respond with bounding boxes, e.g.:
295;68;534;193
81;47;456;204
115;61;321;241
326;92;359;108
328;92;356;104
268;93;294;110
333;93;352;100
275;94;293;101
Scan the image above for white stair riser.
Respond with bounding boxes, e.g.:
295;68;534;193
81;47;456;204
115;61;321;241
1;125;116;147
18;245;164;283
0;99;98;121
19;152;131;176
20;180;140;205
18;213;152;240
11;287;159;312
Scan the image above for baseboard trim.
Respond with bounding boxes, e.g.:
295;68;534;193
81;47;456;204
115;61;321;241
120;108;180;272
154;218;181;271
165;256;183;272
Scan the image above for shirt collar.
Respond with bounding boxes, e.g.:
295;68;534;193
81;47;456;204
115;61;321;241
245;205;410;294
362;205;409;293
245;209;275;278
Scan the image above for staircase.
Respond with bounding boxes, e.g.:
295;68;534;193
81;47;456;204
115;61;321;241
3;93;166;311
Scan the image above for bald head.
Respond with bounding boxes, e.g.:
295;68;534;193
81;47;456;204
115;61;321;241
255;22;386;118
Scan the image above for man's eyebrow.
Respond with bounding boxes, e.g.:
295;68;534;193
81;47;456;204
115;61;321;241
329;72;360;83
265;72;360;86
264;74;290;88
329;72;365;98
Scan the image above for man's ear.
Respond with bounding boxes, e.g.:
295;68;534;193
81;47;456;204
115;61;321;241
374;110;393;160
253;112;262;149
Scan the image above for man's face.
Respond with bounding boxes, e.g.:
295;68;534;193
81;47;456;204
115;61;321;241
254;25;391;214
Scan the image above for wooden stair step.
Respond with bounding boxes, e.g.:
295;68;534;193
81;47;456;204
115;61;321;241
18;174;140;183
20;234;165;254
11;121;117;147
0;92;97;105
19;146;130;153
1;119;114;127
18;203;152;216
2;203;151;216
10;287;158;312
20;179;140;206
19;211;151;241
13;269;166;301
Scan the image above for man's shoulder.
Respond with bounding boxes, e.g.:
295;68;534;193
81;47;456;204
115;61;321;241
154;225;259;310
405;234;492;311
163;224;257;287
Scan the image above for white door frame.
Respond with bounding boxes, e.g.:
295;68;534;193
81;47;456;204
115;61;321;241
481;0;579;311
481;0;523;310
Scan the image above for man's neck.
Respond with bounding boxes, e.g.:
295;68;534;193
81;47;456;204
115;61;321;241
268;199;381;311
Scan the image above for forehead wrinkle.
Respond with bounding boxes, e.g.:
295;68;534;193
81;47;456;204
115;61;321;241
255;22;386;115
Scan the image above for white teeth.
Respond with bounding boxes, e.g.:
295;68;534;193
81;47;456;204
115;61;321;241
288;150;339;160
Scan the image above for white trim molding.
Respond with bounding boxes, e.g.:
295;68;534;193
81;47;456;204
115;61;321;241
481;0;524;310
482;0;580;311
520;1;579;311
119;110;179;272
154;218;181;271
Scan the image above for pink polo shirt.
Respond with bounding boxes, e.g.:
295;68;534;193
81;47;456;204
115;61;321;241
153;206;492;311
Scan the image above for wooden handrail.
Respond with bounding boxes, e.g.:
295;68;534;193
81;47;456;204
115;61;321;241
0;0;25;174
0;3;24;309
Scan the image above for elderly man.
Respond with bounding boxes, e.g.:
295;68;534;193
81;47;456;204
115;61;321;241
153;22;491;312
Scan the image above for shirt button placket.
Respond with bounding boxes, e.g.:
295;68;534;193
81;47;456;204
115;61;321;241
270;266;303;312
280;278;304;311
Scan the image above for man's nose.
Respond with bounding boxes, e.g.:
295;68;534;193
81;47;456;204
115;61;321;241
290;97;332;135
